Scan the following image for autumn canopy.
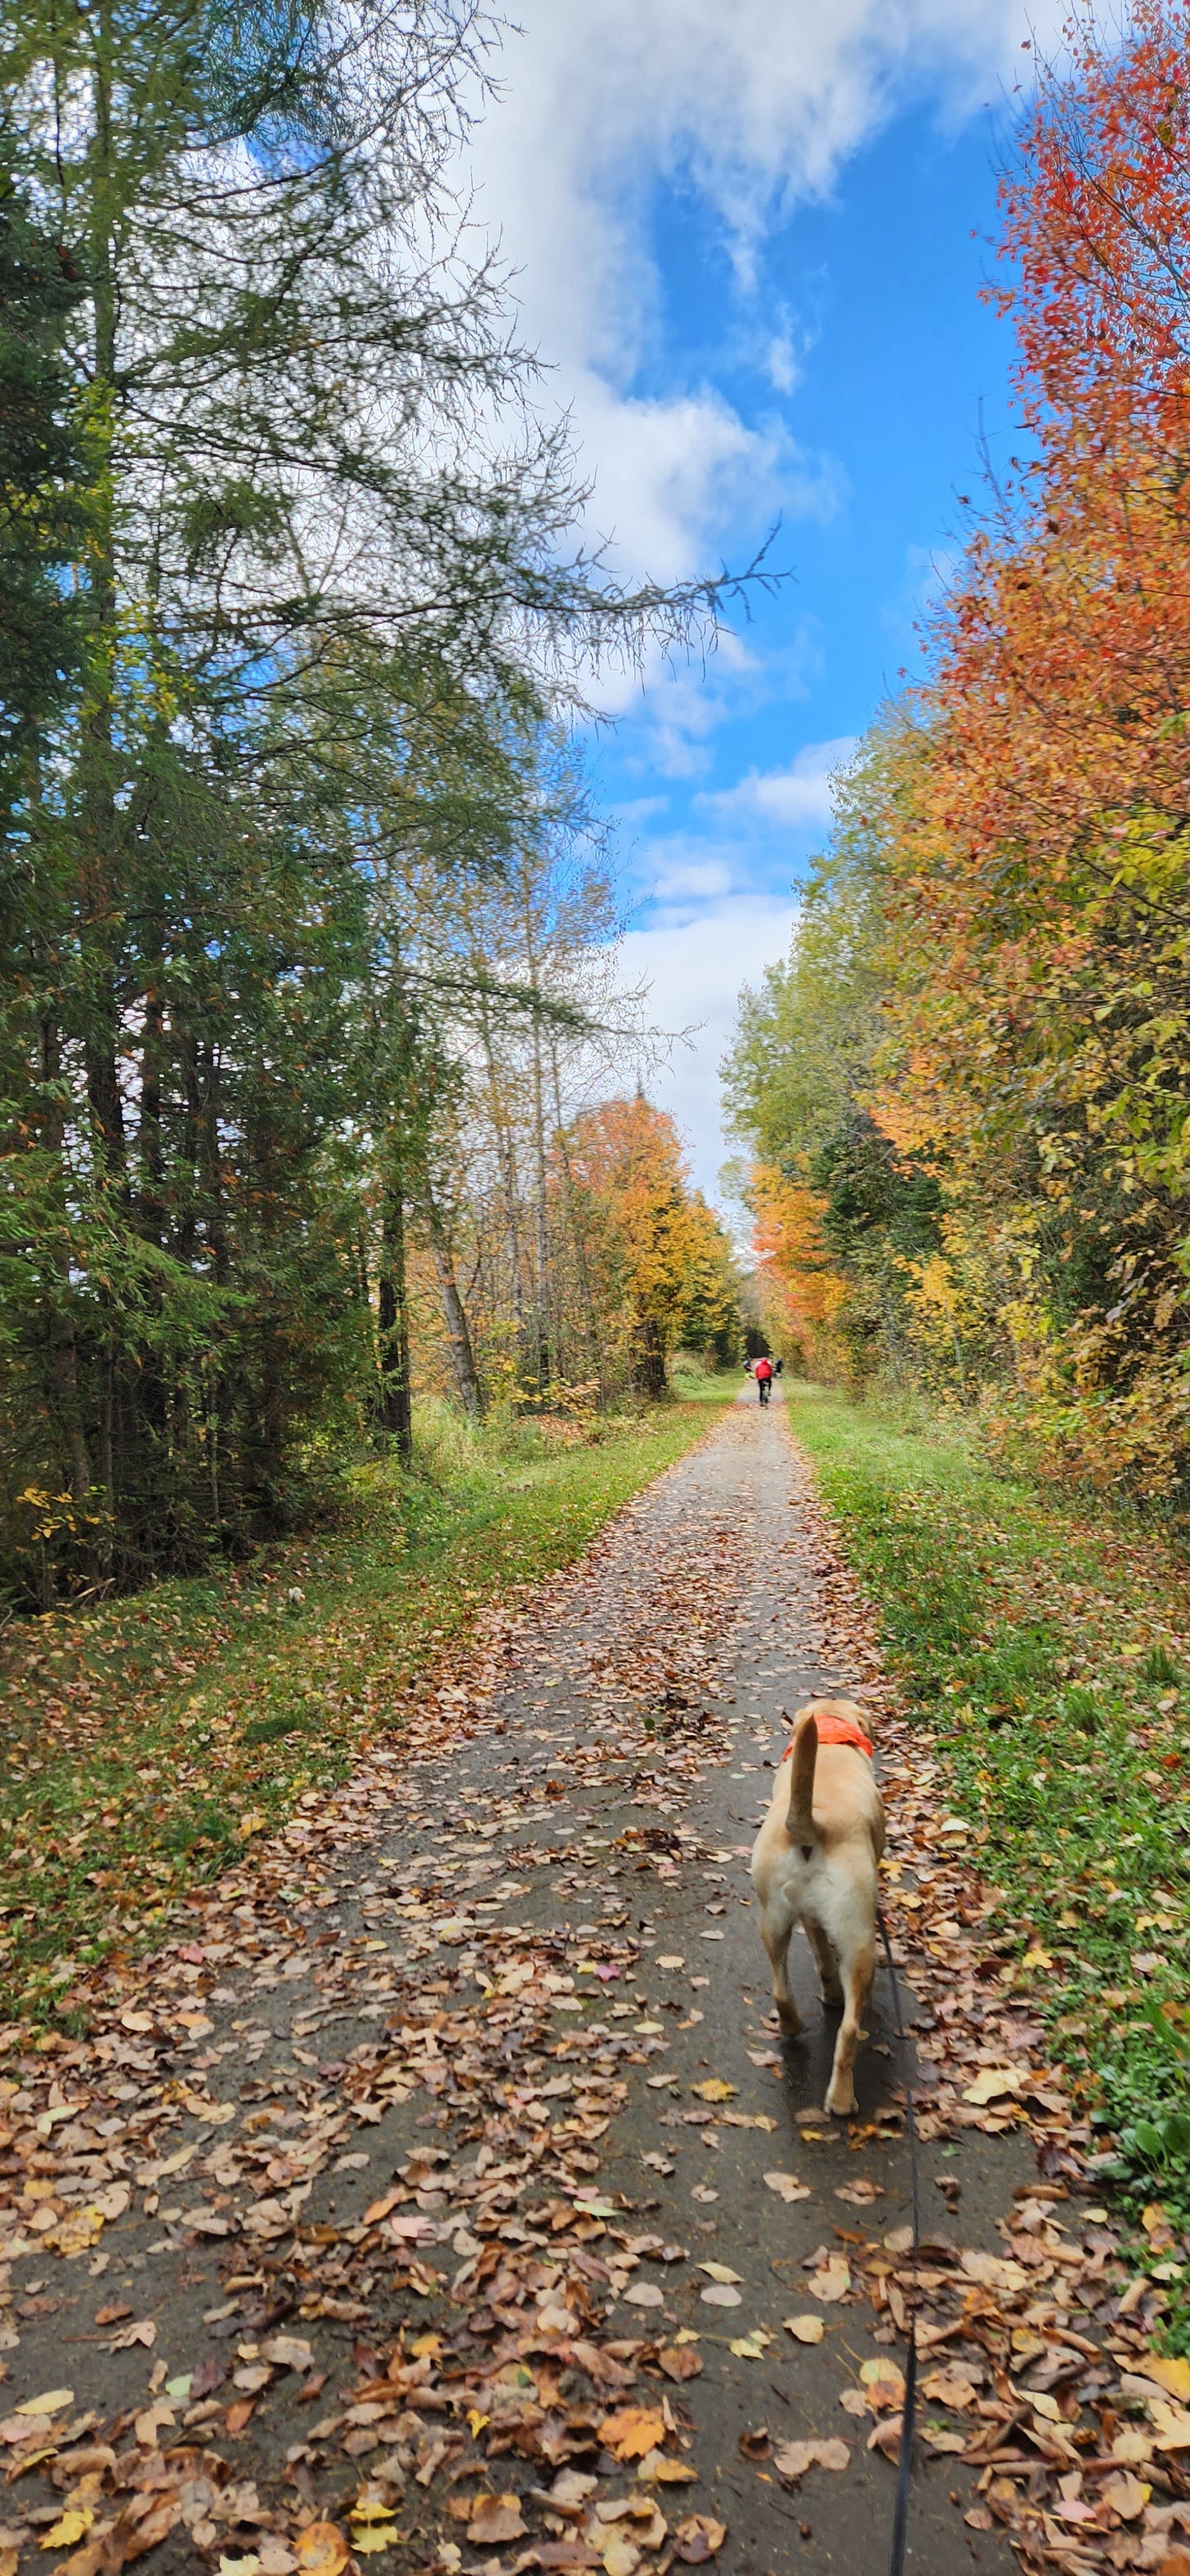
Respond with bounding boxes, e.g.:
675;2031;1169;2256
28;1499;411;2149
726;0;1190;1494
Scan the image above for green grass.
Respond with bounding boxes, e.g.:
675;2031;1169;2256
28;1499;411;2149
786;1381;1190;2345
0;1378;734;2029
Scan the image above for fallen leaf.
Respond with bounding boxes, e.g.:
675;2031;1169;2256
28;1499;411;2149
961;2068;1022;2107
700;2284;741;2308
656;2347;702;2382
468;2495;527;2545
106;2319;156;2351
772;2439;850;2480
763;2171;810;2204
39;2511;92;2551
259;2337;312;2372
728;2332;772;2359
15;2390;74;2418
673;2515;726;2564
808;2261;850;2303
1099;2471;1149;2522
1144;2355;1190;2404
697;2263;741;2284
782;2316;824;2345
690;2081;736;2104
600;2410;666;2462
622;2283;664;2308
958;2250;1027;2293
294;2525;349;2576
1151;2399;1190;2451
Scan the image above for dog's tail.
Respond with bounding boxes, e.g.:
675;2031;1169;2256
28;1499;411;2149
785;1710;819;1850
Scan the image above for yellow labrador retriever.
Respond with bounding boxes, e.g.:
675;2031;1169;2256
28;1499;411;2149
750;1698;884;2117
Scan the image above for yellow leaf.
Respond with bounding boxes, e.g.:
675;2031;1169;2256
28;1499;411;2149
691;2080;737;2103
784;2315;825;2344
238;1812;267;1839
728;2332;772;2359
351;2534;395;2556
467;2409;490;2438
961;2068;1022;2106
698;2261;742;2284
16;2390;74;2418
1144;2354;1190;2404
39;2511;92;2551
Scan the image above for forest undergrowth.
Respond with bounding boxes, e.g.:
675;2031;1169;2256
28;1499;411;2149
788;1380;1190;2352
0;1378;732;2034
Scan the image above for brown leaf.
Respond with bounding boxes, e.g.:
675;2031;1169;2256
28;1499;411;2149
468;2495;528;2545
738;2429;769;2461
772;2440;850;2481
673;2516;726;2564
121;2500;180;2562
1099;2471;1148;2523
656;2347;702;2382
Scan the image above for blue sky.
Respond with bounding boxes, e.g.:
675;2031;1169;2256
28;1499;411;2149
464;0;1047;1196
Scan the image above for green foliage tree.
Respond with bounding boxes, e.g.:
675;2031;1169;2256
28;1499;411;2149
0;0;749;1602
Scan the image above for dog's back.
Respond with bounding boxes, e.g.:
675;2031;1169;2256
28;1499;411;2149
750;1698;884;2117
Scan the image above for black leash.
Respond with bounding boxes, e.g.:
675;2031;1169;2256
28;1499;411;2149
877;1903;921;2576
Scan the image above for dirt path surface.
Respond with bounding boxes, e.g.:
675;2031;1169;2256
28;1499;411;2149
2;1393;1183;2576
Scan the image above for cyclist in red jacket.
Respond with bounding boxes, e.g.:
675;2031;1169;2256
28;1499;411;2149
754;1353;773;1406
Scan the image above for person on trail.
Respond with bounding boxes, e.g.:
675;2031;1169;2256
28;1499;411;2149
774;1355;784;1376
743;1355;754;1376
754;1353;773;1405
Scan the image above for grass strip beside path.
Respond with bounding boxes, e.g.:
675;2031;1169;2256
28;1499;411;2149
0;1383;732;2028
786;1380;1190;2346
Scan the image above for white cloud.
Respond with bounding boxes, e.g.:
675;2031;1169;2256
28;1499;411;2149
650;853;735;901
620;894;798;1200
466;0;1058;585
700;734;857;831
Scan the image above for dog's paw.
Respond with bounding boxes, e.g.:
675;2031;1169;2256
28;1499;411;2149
775;2003;803;2037
824;2077;857;2118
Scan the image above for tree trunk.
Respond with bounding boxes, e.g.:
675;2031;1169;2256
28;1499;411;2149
634;1315;669;1402
426;1188;483;1418
40;1015;95;1509
378;1183;413;1465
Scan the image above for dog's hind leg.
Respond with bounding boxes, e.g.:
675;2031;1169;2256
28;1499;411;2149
824;1936;875;2118
761;1900;801;2037
807;1921;843;2010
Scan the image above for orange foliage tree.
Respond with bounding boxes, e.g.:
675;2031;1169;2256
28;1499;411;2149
727;2;1190;1485
868;0;1190;1484
565;1096;738;1397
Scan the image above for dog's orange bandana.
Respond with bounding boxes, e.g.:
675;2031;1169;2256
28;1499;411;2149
781;1712;874;1762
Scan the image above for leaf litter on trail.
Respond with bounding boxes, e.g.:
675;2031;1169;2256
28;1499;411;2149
5;1404;1184;2576
0;1443;756;2576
